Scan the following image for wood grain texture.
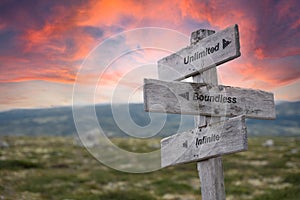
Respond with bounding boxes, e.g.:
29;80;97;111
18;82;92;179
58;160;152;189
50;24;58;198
158;24;240;81
197;158;225;200
191;30;226;200
161;115;247;167
143;78;275;119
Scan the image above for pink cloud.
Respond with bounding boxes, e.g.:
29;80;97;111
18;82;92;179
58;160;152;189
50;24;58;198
5;0;299;88
0;0;299;110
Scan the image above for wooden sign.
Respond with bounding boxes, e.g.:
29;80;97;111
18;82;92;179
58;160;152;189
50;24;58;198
144;78;275;119
158;24;240;81
161;115;247;167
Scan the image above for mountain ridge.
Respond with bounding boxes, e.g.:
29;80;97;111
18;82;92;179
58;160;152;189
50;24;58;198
0;101;299;137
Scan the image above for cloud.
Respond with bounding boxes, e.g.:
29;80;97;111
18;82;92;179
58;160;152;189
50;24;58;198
219;54;300;91
0;22;5;31
0;0;102;85
0;0;299;110
272;81;300;102
3;0;298;87
181;0;300;91
0;81;73;111
0;53;77;84
252;0;300;59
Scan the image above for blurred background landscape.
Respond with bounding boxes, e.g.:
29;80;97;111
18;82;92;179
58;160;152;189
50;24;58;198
0;101;299;200
1;101;299;137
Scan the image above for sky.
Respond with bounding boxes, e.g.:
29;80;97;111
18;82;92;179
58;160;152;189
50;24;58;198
0;0;299;111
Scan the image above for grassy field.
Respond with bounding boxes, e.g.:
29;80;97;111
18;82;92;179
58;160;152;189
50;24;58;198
0;136;299;200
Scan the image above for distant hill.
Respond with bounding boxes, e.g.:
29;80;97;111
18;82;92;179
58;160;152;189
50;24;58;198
246;101;300;136
0;101;299;137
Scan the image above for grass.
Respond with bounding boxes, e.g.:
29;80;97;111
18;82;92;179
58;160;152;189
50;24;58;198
0;159;43;170
98;190;156;200
252;187;300;200
0;136;299;199
152;179;194;195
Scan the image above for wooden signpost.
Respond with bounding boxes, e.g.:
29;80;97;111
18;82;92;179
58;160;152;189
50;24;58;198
143;24;276;200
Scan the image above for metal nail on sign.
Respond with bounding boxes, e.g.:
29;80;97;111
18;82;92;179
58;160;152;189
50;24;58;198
158;24;240;81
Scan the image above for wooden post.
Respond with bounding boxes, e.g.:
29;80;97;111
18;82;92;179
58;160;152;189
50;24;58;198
191;29;226;200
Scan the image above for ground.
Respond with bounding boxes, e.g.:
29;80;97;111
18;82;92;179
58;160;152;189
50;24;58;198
0;136;299;200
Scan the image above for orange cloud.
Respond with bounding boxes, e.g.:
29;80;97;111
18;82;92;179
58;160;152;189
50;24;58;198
0;0;299;109
220;56;300;91
0;54;77;84
1;76;74;84
0;22;6;31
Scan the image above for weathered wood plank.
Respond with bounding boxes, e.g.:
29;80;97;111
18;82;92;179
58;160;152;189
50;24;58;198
197;158;225;200
158;24;240;81
191;29;226;200
160;115;248;167
143;78;275;119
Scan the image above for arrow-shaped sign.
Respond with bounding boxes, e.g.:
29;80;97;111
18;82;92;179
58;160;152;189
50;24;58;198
161;115;248;167
158;24;240;81
143;78;276;120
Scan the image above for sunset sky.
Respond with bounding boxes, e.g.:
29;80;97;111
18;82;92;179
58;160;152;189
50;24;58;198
0;0;299;111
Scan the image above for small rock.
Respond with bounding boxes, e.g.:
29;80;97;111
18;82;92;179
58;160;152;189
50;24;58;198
291;149;298;154
73;129;100;147
262;139;274;147
0;140;9;148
